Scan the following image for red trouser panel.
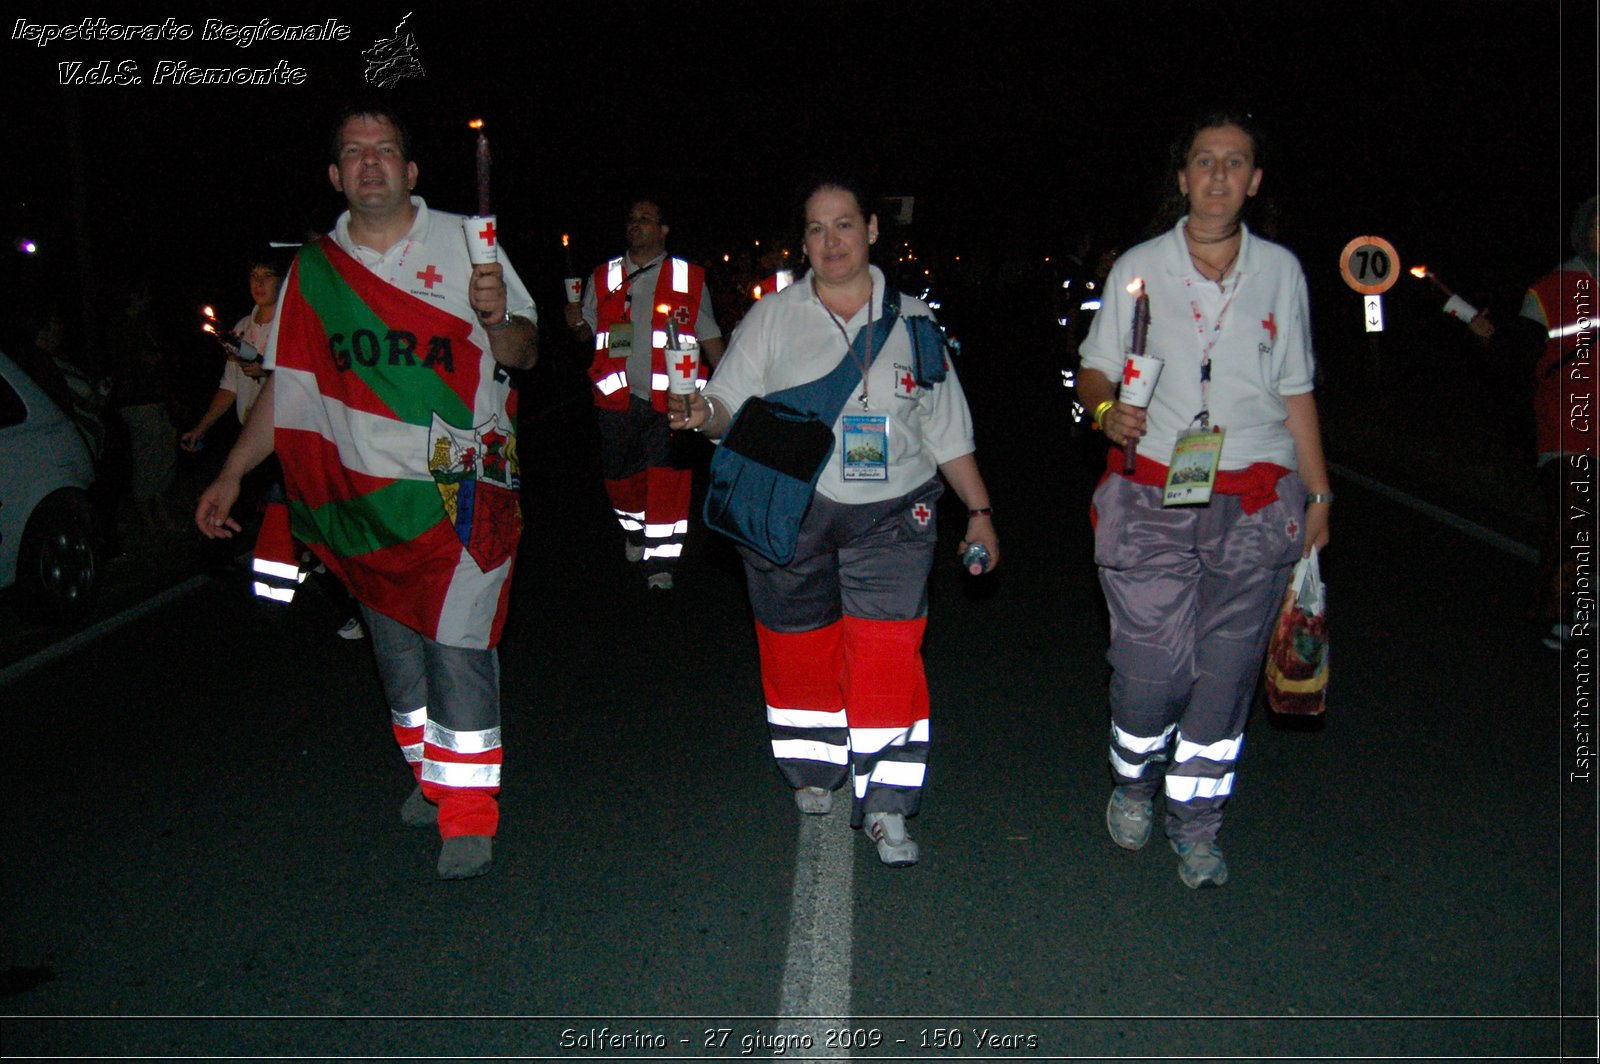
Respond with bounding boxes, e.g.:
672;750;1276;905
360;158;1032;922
645;464;692;529
394;721;424;780
253;500;298;566
421;745;502;838
603;471;647;519
840;616;928;727
756;620;844;709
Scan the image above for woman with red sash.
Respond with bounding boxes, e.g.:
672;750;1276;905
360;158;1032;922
1076;110;1332;889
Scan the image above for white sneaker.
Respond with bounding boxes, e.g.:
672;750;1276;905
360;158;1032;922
336;617;366;640
624;542;645;563
794;786;833;815
646;572;673;590
863;811;919;866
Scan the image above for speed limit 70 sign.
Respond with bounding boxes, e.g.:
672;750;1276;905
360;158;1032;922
1339;236;1400;294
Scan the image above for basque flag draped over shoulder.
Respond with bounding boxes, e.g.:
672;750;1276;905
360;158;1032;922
272;236;521;649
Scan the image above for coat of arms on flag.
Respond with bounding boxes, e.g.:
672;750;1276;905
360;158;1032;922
429;412;522;572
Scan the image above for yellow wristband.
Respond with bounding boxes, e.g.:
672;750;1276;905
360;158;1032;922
1092;399;1115;430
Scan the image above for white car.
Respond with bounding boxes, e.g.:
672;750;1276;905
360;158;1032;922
0;350;98;623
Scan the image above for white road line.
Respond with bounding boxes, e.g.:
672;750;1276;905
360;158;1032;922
1328;461;1539;563
775;806;854;1059
0;574;211;689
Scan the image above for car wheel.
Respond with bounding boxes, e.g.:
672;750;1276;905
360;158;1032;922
17;491;98;625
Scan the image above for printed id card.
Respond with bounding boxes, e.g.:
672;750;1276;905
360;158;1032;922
1162;427;1225;506
607;321;633;356
841;414;889;481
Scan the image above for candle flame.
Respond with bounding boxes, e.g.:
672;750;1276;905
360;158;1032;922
201;305;215;319
202;323;215;334
562;234;570;247
655;304;672;314
1409;265;1428;278
752;285;763;300
1125;277;1145;296
468;118;485;130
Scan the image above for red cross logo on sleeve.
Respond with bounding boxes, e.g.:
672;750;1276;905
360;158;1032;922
416;264;444;289
1262;312;1277;342
478;221;497;246
912;503;931;526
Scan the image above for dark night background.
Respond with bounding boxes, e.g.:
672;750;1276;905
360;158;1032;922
2;0;1595;405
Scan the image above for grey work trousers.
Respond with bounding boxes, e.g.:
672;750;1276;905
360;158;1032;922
1093;471;1306;843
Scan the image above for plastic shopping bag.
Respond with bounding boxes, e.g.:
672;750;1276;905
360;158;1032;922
1265;547;1328;715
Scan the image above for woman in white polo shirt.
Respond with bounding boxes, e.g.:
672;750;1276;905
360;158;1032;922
672;176;999;867
1077;110;1333;889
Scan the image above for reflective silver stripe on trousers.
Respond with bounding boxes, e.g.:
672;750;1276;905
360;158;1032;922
421;760;502;788
423;721;502;754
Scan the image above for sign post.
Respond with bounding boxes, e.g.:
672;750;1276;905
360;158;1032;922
1340;235;1401;380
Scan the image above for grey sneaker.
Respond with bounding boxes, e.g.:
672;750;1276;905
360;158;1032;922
624;541;645;563
438;835;493;880
336;617;366;640
1171;838;1229;889
646;572;673;590
1106;786;1154;850
399;784;437;828
863;811;919;866
794;786;833;815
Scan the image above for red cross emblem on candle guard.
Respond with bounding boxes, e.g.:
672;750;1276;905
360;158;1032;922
416;264;444;289
673;352;696;379
478;221;497;246
1123;361;1143;387
912;503;931;526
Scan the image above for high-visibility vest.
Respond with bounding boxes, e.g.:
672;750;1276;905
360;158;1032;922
753;269;794;301
251;500;306;603
589;255;706;412
1525;266;1596;455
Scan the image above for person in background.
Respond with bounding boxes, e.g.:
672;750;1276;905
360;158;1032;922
1503;195;1599;648
184;260;366;640
564;199;725;590
109;286;180;538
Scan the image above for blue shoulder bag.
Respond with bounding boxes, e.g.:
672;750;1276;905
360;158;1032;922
706;286;950;565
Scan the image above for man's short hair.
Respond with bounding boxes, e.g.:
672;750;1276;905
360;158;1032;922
628;198;667;226
328;102;414;163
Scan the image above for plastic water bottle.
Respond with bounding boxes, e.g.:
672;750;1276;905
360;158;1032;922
962;543;990;575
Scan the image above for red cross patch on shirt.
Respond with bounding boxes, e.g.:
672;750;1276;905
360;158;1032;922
912;503;931;526
1262;311;1278;342
893;363;919;399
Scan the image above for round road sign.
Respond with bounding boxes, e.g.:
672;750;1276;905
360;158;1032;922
1340;235;1401;294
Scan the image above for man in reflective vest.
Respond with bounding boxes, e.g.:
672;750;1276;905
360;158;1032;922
565;199;725;589
1515;195;1598;646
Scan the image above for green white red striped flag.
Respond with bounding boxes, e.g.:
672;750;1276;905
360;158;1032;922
272;236;521;649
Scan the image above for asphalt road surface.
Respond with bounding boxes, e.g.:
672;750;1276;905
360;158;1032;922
2;308;1594;1062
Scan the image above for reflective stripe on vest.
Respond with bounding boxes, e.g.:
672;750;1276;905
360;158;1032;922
1550;319;1599;339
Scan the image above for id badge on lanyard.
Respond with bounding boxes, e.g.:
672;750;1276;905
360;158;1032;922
1163;425;1224;506
1163;275;1238;507
842;414;889;481
608;320;634;357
